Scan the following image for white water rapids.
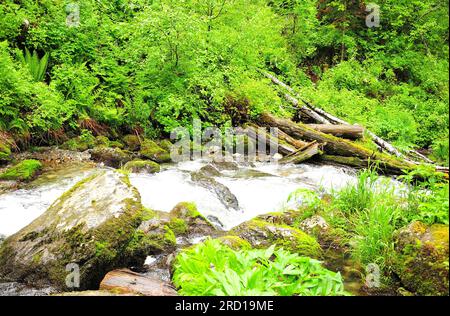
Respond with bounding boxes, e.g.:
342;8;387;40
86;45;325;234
0;160;360;236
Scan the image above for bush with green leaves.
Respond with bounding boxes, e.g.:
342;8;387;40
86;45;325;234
172;238;346;296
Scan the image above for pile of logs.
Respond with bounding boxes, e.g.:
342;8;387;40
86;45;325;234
242;71;449;177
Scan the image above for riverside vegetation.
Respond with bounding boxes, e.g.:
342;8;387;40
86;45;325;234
0;0;449;296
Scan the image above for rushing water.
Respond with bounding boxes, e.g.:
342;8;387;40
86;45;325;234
0;160;358;236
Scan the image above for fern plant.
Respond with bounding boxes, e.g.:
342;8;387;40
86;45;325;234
20;48;49;82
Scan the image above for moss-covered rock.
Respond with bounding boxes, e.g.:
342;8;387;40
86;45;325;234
167;217;188;235
231;219;322;258
169;202;216;236
158;139;173;152
0;159;42;181
0;171;144;290
123;160;160;174
0;140;12;162
123;135;141;151
94;136;110;147
61;137;95;152
90;146;134;168
218;236;252;250
393;221;449;296
140;140;171;163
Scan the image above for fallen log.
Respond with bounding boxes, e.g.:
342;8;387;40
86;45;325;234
306;124;364;140
258;112;416;173
320;155;405;175
242;125;297;156
282;92;331;124
280;142;322;164
247;122;309;149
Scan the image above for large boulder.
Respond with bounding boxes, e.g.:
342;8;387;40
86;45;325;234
140;140;171;163
393;221;449;296
231;219;322;258
0;171;144;290
123;135;141;151
0;159;42;182
99;268;177;296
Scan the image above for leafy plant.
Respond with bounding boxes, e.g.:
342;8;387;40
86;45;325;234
172;238;346;296
19;48;49;82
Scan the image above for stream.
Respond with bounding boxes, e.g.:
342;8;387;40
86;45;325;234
0;159;398;295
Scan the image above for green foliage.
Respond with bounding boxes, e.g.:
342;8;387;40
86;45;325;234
19;48;49;82
172;238;346;296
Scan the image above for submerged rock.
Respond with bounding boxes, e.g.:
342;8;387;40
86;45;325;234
90;146;134;168
99;268;177;296
393;221;449;296
0;159;42;182
0;171;144;290
123;160;160;174
231;218;322;258
199;164;221;177
191;171;239;211
140;140;171;163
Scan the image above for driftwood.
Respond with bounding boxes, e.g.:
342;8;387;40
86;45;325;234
279;142;321;164
258;112;416;173
306;124;364;140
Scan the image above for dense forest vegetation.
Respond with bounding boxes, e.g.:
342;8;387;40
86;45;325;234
1;0;448;164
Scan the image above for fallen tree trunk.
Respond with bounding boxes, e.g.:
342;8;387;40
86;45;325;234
306;124;364;140
320;155;405;175
258;112;416;173
279;142;321;164
242;125;297;156
282;93;331;124
246;123;309;149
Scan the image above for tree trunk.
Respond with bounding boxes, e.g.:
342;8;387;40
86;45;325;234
258;112;416;172
242;125;297;156
279;142;321;164
306;124;364;139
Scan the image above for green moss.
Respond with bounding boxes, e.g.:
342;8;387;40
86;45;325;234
95;136;110;147
109;140;124;149
123;160;160;174
232;219;322;258
168;217;188;235
0;159;42;181
123;134;141;151
0;141;11;161
140;139;171;163
218;236;252;250
61;137;95;151
126;225;176;256
158;139;173;152
173;202;204;219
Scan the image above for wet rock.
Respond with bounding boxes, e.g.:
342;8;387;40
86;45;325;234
123;160;160;174
124;213;177;262
90;146;134;168
123;135;141;151
206;215;224;229
99;268;177;296
393;221;449;296
211;159;239;171
13;148;92;168
140;140;171;163
169;202;217;236
0;234;5;246
231;169;274;179
0;171;144;290
191;171;239;211
199;164;221;177
231;219;322;258
0;282;55;296
0;159;42;182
